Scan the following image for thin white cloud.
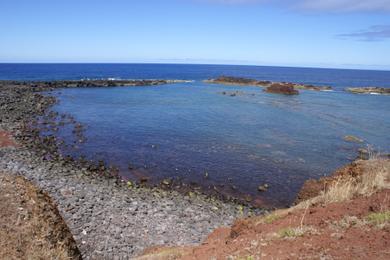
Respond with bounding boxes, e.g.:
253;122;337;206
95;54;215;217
338;25;390;41
197;0;269;4
298;0;390;12
200;0;390;12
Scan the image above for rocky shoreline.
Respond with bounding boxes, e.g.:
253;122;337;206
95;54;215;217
0;80;260;259
0;79;189;90
205;76;333;92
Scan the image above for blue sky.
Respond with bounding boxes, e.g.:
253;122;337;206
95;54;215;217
1;0;390;70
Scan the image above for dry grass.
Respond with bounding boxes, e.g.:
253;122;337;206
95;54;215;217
263;213;281;224
329;211;390;231
256;212;283;225
135;248;189;260
293;158;390;210
0;174;81;260
329;215;366;231
277;226;318;239
19;212;73;260
282;158;390;219
321;158;389;204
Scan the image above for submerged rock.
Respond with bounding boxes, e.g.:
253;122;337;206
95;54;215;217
258;184;269;192
161;178;172;186
206;76;261;86
294;84;332;91
344;135;364;143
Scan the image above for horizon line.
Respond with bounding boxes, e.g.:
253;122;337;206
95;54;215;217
0;61;389;72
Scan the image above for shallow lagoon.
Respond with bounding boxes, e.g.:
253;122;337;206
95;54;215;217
50;82;390;206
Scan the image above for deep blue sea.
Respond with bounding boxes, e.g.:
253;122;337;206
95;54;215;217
2;63;389;207
1;63;390;90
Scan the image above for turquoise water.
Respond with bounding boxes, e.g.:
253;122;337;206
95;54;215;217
50;81;390;207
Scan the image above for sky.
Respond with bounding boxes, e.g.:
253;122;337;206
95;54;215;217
0;0;390;70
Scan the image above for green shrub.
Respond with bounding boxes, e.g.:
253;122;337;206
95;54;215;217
366;211;390;226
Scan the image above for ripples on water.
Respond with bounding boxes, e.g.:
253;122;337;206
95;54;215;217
48;81;390;207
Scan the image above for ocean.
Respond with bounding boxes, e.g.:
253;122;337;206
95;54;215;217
1;63;390;90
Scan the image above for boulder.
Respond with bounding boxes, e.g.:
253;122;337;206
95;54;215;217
265;83;299;95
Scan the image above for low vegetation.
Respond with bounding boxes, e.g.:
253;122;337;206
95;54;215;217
278;226;317;239
294;157;390;209
261;212;282;224
321;159;388;203
366;211;390;226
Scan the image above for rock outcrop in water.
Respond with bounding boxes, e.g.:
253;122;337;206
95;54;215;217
207;76;390;95
343;135;364;143
205;76;332;92
265;83;299;95
205;76;271;86
0;79;187;91
346;87;390;95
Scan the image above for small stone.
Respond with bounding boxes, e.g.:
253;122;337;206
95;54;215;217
161;178;171;186
245;195;252;202
188;191;195;198
358;148;369;160
140;177;148;183
258;184;269;192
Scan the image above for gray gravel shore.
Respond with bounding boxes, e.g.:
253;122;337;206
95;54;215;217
0;81;261;259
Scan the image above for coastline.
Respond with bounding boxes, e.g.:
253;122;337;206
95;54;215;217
0;80;260;259
1;79;389;259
